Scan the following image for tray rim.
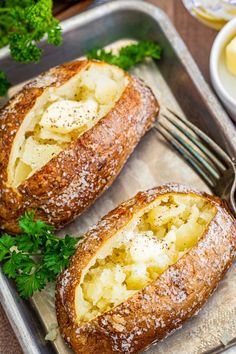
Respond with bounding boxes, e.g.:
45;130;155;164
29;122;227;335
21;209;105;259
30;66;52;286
0;0;234;155
0;1;235;354
0;269;43;354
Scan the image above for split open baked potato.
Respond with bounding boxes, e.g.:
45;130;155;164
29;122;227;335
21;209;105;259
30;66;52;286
0;60;159;233
56;183;236;354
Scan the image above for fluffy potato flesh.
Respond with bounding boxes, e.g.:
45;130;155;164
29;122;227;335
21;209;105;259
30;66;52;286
8;64;128;187
75;194;216;322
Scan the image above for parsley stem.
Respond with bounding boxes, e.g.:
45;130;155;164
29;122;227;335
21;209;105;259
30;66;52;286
1;255;11;260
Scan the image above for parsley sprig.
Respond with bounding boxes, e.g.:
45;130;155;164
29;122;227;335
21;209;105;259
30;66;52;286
87;40;162;70
0;0;61;62
0;211;81;298
0;0;62;95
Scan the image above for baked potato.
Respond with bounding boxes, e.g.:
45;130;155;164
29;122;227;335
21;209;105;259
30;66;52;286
56;183;236;354
0;60;159;233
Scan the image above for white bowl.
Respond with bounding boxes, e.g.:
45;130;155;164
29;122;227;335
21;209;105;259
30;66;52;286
210;17;236;122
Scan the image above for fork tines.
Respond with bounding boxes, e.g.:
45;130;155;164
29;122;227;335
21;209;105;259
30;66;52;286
154;108;230;188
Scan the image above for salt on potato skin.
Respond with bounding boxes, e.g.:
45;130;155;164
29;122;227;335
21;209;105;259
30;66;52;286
0;60;159;233
56;183;236;354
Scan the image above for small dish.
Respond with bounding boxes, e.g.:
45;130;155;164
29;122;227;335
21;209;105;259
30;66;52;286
182;0;236;30
210;17;236;122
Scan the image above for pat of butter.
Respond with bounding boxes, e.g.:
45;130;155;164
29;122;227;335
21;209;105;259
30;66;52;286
226;36;236;76
129;235;164;263
40;99;98;134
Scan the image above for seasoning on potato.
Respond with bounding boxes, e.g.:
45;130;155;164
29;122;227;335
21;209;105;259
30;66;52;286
56;183;236;354
0;60;159;233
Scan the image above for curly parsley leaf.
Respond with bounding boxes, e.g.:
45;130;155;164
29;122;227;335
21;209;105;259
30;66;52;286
3;252;35;278
19;211;53;237
16;269;48;298
43;234;78;274
87;40;162;70
0;0;62;63
0;0;62;96
0;234;15;261
0;211;81;298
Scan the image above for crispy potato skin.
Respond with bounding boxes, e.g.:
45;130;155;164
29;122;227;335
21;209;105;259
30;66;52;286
0;60;159;233
56;183;236;354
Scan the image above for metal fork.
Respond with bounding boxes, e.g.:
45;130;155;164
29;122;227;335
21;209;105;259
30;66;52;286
154;108;236;215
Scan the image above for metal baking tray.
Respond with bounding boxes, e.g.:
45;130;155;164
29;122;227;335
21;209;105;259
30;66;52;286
0;1;236;354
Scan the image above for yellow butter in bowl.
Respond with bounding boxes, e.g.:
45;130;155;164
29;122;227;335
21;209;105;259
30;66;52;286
226;36;236;76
